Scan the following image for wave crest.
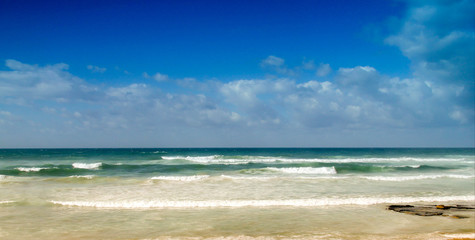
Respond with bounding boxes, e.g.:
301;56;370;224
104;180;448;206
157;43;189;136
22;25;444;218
15;167;50;172
72;163;102;170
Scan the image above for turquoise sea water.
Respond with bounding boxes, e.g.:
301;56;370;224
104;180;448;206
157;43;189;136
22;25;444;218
0;148;474;239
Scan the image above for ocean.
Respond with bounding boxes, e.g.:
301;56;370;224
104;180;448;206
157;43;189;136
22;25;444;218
0;148;474;239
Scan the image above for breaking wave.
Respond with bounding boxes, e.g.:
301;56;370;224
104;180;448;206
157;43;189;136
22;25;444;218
72;163;102;170
50;195;475;209
15;167;51;172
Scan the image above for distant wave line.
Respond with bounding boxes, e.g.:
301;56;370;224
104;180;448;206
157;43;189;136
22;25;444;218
160;155;473;164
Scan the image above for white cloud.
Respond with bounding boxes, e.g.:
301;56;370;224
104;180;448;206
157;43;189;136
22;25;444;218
261;57;333;77
41;107;57;114
335;66;381;94
302;60;316;70
177;77;198;88
297;80;338;94
115;66;129;74
450;110;467;123
0;111;13;126
0;60;99;104
219;79;293;125
177;77;219;92
153;73;169;82
6;59;39;71
260;55;296;75
87;65;106;73
261;55;284;67
0;111;12;117
220;79;293;104
286;76;396;128
316;63;332;77
143;72;169;82
220;80;265;104
386;0;474;110
106;83;152;106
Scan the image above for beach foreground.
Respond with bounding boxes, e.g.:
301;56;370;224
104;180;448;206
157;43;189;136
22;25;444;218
1;201;474;239
0;148;473;239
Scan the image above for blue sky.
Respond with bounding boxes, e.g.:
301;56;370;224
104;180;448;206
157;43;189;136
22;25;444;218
0;0;474;147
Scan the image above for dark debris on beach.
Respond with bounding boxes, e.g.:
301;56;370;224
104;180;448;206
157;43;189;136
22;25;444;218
387;204;475;219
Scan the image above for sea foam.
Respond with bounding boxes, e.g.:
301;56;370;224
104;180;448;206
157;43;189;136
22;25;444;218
220;175;345;181
150;175;210;181
68;175;95;179
15;167;49;172
50;195;475;209
442;233;475;239
267;167;337;174
162;155;221;161
72;162;102;170
160;155;471;164
363;174;474;181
